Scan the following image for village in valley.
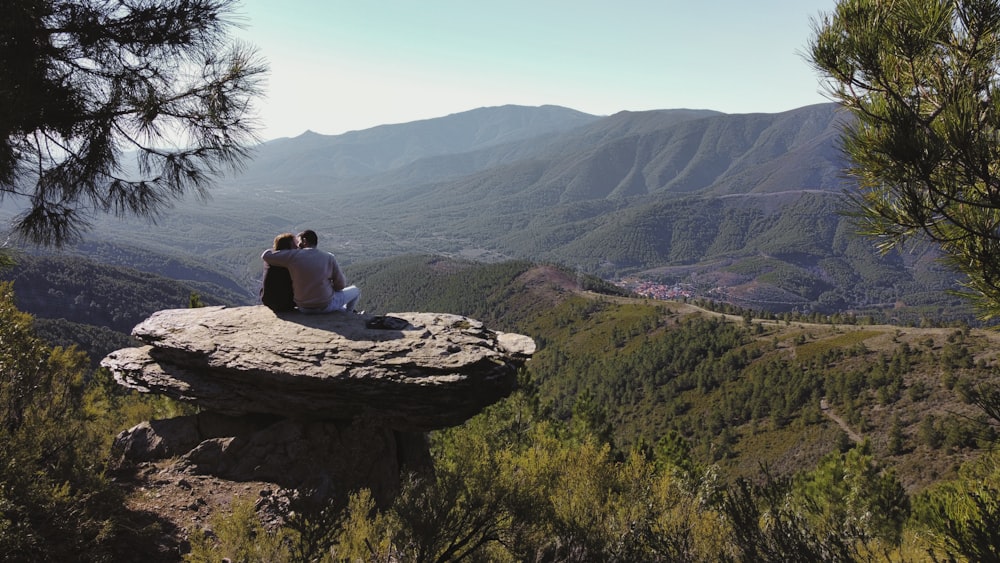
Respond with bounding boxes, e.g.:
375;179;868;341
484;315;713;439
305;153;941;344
615;277;696;301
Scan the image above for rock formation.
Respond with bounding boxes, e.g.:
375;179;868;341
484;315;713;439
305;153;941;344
102;306;534;504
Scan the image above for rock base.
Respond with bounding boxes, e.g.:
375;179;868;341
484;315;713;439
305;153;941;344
113;412;433;507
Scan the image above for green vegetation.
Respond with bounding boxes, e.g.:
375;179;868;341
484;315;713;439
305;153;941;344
350;255;627;331
182;379;998;562
524;296;998;486
2;0;265;245
2;254;999;560
0;281;194;560
810;0;1000;320
32;318;137;368
1;254;246;320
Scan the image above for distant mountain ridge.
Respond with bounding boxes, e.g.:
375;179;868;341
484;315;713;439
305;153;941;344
236;103;844;198
4;101;972;321
238;104;602;185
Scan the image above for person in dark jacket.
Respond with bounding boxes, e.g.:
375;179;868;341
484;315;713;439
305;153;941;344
260;232;296;312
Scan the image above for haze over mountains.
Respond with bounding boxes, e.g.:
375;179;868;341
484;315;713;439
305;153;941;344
238;103;844;198
3;102;971;323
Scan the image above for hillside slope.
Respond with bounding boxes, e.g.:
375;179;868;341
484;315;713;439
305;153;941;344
354;257;997;493
0;254;246;361
4;251;991;497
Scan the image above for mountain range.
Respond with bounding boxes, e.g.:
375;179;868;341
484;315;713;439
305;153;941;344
1;102;974;323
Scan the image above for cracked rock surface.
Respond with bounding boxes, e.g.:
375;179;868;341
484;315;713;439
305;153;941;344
102;306;535;430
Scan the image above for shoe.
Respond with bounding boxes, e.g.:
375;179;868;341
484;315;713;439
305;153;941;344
365;315;409;330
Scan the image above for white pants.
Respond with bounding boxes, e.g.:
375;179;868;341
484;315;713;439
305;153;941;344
299;285;361;314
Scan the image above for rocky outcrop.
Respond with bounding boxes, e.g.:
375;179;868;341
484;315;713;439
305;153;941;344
102;306;534;503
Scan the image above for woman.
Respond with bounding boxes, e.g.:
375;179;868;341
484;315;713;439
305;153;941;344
260;232;296;312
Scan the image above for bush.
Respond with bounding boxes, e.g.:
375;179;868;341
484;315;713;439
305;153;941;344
0;282;124;559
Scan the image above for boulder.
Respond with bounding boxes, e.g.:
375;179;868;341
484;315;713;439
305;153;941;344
102;306;534;503
102;306;534;430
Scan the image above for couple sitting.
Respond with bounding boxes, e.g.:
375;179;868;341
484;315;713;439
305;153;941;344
260;229;361;314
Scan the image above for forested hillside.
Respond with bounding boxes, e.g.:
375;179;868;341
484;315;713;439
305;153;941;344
351;255;627;330
526;296;996;491
2;252;998;560
0;254;245;332
204;256;1000;560
0;102;972;319
494;191;970;318
60;241;254;298
353;257;995;492
0;254;247;362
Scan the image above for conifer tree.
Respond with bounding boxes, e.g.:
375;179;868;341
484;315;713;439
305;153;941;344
809;0;1000;318
1;0;266;246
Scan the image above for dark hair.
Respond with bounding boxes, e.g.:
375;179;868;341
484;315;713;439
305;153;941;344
297;229;318;247
273;232;295;250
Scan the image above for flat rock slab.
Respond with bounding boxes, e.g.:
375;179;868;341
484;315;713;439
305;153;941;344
102;306;535;430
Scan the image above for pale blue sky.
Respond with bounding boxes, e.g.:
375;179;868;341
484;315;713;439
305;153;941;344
234;1;838;140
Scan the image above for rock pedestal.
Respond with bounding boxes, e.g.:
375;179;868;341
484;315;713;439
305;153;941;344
102;306;534;504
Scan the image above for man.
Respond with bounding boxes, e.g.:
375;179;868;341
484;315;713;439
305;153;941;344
260;229;361;314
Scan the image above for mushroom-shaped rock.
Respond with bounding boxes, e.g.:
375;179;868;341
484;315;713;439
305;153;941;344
101;306;535;431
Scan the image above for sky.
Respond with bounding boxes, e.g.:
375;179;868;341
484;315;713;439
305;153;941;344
233;1;839;141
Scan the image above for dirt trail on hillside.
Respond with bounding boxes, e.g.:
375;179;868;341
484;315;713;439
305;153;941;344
820;398;863;444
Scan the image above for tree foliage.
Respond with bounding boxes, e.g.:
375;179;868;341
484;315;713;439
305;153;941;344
912;451;1000;561
184;390;929;562
809;0;1000;318
791;441;910;545
0;253;239;332
0;280;200;560
0;0;265;245
0;281;127;558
